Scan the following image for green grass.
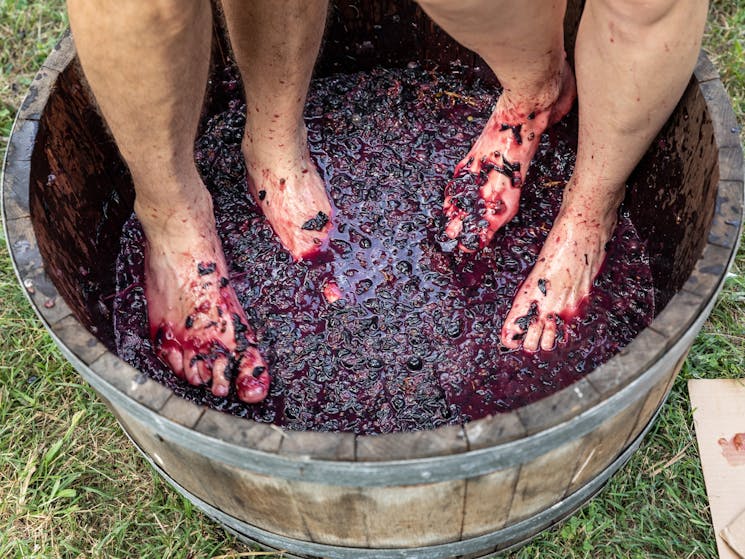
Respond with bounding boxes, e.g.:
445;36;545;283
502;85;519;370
1;1;744;558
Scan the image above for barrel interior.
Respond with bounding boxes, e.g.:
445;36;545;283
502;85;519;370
27;0;718;350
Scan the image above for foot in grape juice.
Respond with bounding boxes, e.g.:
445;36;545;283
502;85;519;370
243;132;332;260
141;198;270;403
443;60;576;252
501;192;619;352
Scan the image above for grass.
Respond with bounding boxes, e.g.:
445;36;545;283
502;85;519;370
0;0;743;557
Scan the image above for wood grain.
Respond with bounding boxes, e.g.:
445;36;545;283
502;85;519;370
195;409;284;453
461;466;520;538
356;424;468;461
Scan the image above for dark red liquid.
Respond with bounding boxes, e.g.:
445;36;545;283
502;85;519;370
113;64;654;434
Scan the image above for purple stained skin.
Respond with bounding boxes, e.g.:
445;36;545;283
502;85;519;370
113;64;655;435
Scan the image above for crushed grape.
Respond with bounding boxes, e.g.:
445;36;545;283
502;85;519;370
113;64;654;434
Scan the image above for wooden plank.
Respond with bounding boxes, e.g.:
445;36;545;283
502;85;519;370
682;242;732;298
625;352;686;446
112;406;207;497
461;466;519;538
517;378;601;436
624;80;719;305
465;411;525;450
285;483;369;547
17;66;60;121
361;480;466;547
709;181;745;249
115;406;311;541
41;30;74;72
507;437;583;523
699;80;742;149
566;398;644;494
5;216;74;326
689;379;745;559
647;290;705;344
27;60;135;337
694;50;720;83
50;314;107;365
2;149;31;220
586;328;667;395
195;408;283;453
279;430;355;461
719;146;745;183
5;118;38;162
356;423;467;461
89;351;171;412
159;395;205;429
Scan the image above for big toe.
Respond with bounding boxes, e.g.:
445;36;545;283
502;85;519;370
501;302;533;349
235;349;270;403
164;349;185;380
445;213;464;240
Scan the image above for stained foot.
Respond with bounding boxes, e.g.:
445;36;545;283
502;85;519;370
443;60;576;252
501;187;620;352
140;193;270;403
244;133;332;260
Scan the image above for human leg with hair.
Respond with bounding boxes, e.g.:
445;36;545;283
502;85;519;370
501;0;708;351
222;0;332;259
417;0;577;252
67;0;270;402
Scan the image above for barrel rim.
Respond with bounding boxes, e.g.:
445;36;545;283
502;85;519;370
2;31;743;466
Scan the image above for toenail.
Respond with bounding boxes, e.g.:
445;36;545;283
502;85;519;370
252;366;266;378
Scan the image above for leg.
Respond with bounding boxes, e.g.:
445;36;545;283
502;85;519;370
417;0;577;251
67;0;270;402
502;0;708;351
221;0;332;260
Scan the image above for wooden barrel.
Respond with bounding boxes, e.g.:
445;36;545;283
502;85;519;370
3;2;743;557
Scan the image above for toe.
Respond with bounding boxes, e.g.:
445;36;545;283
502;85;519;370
541;317;558;351
183;349;203;386
164;349;185;380
211;356;230;398
445;215;464;240
235;349;270;404
197;360;212;385
523;320;543;352
501;319;523;349
501;298;532;349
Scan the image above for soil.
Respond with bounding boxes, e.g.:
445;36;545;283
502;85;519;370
113;63;655;434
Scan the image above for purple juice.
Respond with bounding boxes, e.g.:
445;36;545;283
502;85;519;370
113;64;654;434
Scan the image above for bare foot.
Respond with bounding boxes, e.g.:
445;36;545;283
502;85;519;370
500;182;621;352
139;190;270;403
443;60;576;252
243;130;332;260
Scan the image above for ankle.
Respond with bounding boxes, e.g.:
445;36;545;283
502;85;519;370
243;118;309;162
558;185;623;229
497;60;571;123
134;185;216;240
